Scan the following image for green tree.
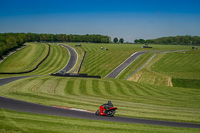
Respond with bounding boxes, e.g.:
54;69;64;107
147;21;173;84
134;39;139;43
40;34;48;41
113;37;118;43
119;38;124;43
101;38;109;43
138;39;146;44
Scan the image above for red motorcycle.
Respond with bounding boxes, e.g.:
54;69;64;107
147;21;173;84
95;105;117;117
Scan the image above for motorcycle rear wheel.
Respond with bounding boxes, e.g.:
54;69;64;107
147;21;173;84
95;110;100;116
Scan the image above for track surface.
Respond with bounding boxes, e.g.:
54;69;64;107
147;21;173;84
0;76;32;86
59;44;77;72
0;47;200;128
0;96;199;128
106;51;150;78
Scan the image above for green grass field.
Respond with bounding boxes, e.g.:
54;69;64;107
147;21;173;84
0;43;199;132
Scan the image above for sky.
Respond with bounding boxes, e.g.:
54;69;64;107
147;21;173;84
0;0;200;42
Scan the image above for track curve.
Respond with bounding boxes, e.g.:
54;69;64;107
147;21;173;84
58;44;77;73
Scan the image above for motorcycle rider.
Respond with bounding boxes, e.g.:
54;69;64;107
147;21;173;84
102;100;113;112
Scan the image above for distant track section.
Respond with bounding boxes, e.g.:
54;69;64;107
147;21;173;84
106;51;150;78
0;44;50;74
57;44;77;73
125;53;157;80
0;76;33;86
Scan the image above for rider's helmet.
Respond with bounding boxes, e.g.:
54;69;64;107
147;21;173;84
108;100;111;104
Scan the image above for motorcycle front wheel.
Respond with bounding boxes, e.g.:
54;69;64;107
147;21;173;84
107;110;115;117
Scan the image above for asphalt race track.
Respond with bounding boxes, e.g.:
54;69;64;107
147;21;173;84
106;51;150;78
59;44;77;72
0;96;200;128
0;76;32;86
0;46;200;128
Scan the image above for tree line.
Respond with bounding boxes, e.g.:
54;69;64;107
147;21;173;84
1;33;199;58
0;33;111;58
134;35;200;45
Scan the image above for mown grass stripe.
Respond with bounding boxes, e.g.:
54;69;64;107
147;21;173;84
80;79;86;94
98;80;109;96
73;79;81;95
112;80;129;96
104;80;112;95
85;79;95;95
123;82;140;96
141;84;171;97
54;79;66;96
92;79;101;95
65;79;75;95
